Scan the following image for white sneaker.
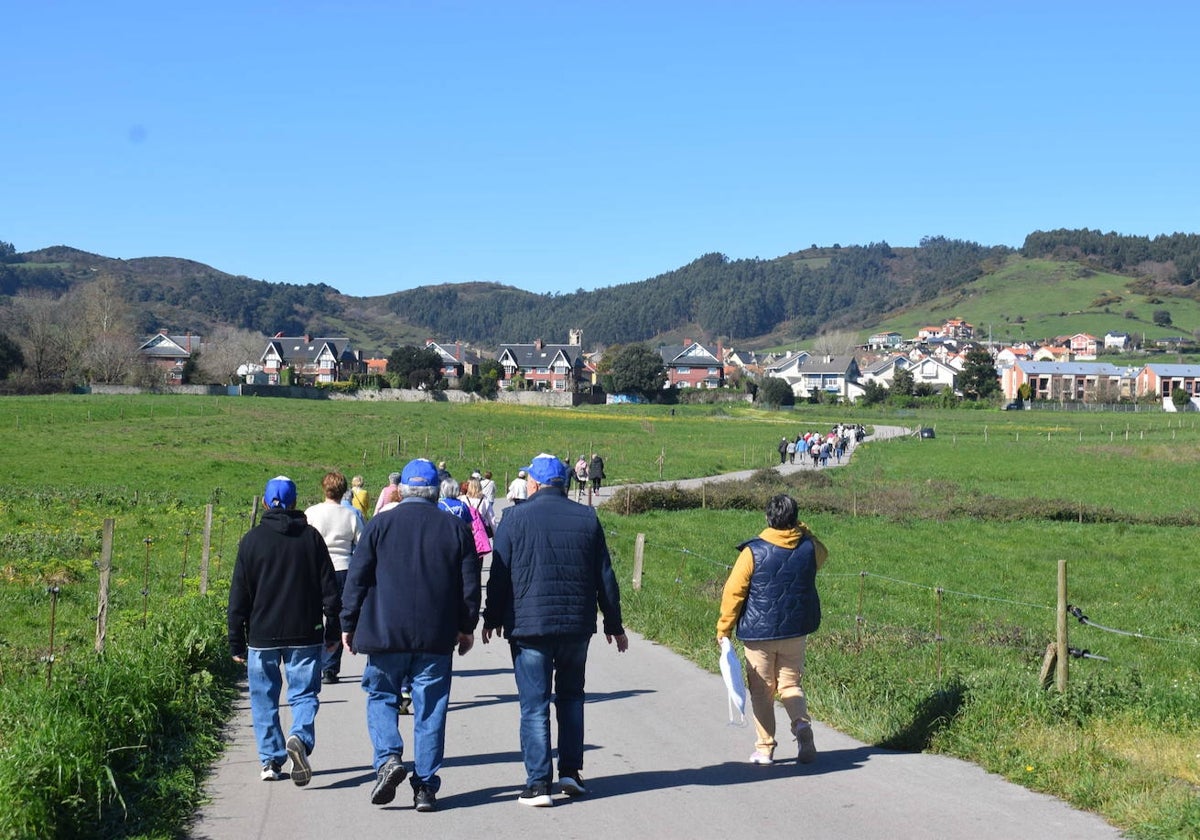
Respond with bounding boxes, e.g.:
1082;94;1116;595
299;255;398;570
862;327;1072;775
747;750;774;765
260;762;281;781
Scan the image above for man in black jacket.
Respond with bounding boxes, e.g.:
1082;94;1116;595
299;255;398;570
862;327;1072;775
341;458;481;813
483;453;628;807
228;476;341;786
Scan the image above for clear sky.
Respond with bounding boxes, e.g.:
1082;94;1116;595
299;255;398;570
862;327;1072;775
3;1;1197;297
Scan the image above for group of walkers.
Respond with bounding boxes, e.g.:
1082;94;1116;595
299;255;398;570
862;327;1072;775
777;423;866;468
227;454;628;813
227;439;833;815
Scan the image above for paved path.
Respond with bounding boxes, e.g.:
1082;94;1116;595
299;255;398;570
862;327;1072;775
190;426;1126;839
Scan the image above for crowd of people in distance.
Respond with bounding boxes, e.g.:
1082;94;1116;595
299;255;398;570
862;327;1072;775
777;423;866;468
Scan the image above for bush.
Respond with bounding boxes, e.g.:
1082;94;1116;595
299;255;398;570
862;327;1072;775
0;597;237;839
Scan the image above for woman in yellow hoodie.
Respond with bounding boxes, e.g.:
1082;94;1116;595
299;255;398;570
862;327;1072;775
717;493;828;765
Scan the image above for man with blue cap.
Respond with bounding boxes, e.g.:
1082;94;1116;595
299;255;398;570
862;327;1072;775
482;453;629;807
228;476;342;786
341;458;481;813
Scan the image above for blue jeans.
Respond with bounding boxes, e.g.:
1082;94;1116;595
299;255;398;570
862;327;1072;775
322;569;349;675
510;635;590;786
361;651;453;792
247;645;322;767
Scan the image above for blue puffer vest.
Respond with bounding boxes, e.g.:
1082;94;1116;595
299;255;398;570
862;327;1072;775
735;536;821;641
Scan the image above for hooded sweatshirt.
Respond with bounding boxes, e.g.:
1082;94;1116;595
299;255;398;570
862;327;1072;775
227;508;341;659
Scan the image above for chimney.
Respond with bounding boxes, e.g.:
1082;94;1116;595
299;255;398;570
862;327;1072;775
535;338;544;351
455;341;462;360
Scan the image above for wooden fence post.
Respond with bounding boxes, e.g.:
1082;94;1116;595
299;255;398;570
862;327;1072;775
1056;558;1068;693
95;518;114;653
199;504;213;595
632;533;645;590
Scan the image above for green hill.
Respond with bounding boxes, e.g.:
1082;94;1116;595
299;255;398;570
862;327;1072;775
873;257;1200;347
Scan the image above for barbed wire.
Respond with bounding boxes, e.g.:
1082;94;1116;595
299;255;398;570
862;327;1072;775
1067;604;1198;646
608;530;1200;649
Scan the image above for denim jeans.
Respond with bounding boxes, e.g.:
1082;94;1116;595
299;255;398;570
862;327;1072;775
322;569;348;675
361;651;453;793
247;644;322;767
510;635;590;786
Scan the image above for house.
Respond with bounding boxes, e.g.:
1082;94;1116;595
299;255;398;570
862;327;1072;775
917;325;943;341
425;341;479;387
762;350;812;389
867;331;903;350
497;333;586;391
657;340;724;389
1104;331;1132;351
1136;364;1200;403
138;331;202;385
365;358;389;377
1067;333;1099;359
789;355;861;401
942;318;974;340
1032;344;1073;363
908;355;960;392
994;345;1034;366
259;335;362;385
857;354;909;387
724;348;766;379
1000;361;1135;402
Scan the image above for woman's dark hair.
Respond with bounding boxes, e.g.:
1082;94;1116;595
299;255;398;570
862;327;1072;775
765;494;798;529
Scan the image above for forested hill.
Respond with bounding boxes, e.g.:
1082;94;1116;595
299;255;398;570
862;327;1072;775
3;230;1200;351
383;237;1009;346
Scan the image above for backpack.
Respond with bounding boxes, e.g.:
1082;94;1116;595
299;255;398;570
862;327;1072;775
466;502;492;555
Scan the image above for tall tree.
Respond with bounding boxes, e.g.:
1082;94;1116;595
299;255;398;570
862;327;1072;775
387;345;444;389
956;347;1001;400
0;331;24;378
607;343;666;397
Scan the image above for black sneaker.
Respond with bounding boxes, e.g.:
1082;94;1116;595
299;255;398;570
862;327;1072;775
285;735;311;787
413;785;437;812
559;771;587;797
517;782;553;807
370;756;408;805
321;670;338;684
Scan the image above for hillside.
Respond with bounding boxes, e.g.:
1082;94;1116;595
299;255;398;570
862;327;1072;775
2;230;1199;357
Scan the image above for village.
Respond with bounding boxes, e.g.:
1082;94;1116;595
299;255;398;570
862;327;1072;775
135;318;1200;410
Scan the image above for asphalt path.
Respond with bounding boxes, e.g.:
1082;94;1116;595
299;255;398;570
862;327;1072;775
190;426;1126;839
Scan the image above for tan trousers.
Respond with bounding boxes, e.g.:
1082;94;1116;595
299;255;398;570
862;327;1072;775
743;635;809;756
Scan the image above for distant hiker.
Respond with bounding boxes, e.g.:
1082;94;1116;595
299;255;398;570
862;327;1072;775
350;474;370;520
778;437;788;464
506;469;528;505
304;471;364;685
588;453;606;495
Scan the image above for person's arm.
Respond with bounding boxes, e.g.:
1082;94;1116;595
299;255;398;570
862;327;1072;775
227;537;252;662
481;524;512;642
716;547;754;640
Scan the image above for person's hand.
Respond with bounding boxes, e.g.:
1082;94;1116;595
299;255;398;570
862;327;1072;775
606;633;629;653
232;656;246;665
341;631;356;655
324;640;338;654
457;633;474;655
482;626;503;644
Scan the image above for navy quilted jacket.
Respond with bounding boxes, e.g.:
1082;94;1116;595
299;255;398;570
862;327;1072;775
484;487;624;639
735;536;821;641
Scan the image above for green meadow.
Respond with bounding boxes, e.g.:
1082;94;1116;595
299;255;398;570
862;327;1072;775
1;395;1198;838
873;256;1200;346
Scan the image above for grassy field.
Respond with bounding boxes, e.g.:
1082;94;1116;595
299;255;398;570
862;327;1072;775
1;395;1198;838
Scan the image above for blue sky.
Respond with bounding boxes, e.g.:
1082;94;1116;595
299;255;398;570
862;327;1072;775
3;1;1197;297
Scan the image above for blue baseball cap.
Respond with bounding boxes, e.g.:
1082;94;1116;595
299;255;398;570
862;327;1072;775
401;458;439;487
263;476;297;509
525;453;568;487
